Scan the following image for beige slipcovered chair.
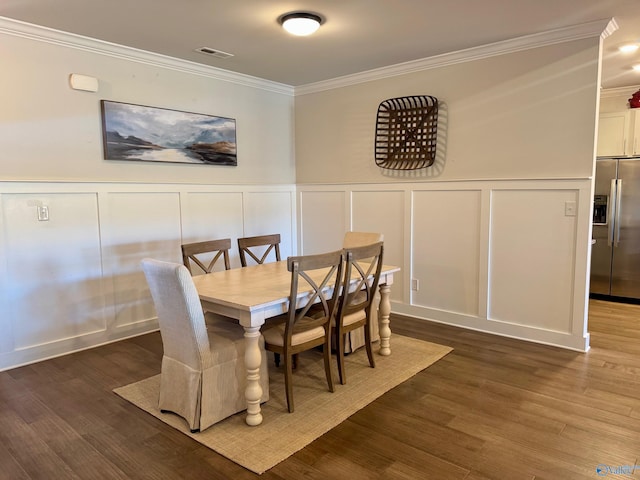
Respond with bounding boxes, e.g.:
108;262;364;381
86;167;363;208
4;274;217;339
262;250;344;413
342;231;384;353
141;258;269;432
334;241;384;384
238;233;281;267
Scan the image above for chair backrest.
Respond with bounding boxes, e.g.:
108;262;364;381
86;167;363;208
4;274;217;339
181;238;232;275
141;258;211;370
238;233;281;267
338;242;384;319
283;250;344;344
343;231;384;249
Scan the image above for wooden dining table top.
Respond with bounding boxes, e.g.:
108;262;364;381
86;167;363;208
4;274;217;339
191;260;400;317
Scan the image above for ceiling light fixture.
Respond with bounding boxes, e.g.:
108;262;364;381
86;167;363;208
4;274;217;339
279;12;322;36
619;43;640;53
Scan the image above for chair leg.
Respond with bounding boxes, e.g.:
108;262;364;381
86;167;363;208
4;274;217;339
324;341;335;393
364;320;376;369
337;332;346;385
284;354;294;413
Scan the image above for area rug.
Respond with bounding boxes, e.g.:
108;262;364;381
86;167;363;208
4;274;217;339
114;334;452;474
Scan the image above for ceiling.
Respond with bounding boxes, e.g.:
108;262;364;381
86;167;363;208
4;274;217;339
2;0;640;90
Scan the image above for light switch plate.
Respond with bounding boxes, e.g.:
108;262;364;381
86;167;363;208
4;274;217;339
564;201;577;216
37;205;49;221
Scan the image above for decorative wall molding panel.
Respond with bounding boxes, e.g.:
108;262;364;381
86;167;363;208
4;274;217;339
298;178;592;352
0;182;296;371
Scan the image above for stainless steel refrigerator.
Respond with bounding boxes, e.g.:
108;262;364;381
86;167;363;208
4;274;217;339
590;158;640;300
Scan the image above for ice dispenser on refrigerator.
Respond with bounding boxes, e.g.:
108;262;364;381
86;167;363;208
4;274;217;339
592;194;608;225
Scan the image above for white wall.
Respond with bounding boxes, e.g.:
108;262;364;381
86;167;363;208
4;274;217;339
0;18;295;184
0;182;296;370
0;19;297;370
295;37;602;351
295;38;601;184
298;180;592;351
0;18;606;369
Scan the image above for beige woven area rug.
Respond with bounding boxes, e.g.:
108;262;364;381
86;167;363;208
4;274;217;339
114;334;452;474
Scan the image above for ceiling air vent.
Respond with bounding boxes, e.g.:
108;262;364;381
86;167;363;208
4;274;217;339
195;47;234;59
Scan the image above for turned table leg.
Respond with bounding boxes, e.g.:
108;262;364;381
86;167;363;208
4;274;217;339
243;325;263;426
378;283;392;356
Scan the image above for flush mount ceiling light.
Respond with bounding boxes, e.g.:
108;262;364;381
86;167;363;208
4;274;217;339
279;12;322;36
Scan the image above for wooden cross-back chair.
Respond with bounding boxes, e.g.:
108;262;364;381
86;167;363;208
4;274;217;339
181;238;234;324
237;233;281;267
334;241;384;385
262;250;344;413
181;238;232;275
341;232;384;354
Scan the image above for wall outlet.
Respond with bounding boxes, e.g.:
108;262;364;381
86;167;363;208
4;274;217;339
411;278;419;291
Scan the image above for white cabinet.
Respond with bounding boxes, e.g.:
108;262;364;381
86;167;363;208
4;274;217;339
597;111;629;157
631;109;640;156
597;109;640;157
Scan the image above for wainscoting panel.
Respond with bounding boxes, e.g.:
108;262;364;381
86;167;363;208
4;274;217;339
242;191;296;259
488;189;578;333
298;179;591;352
0;179;590;370
0;182;297;371
351;189;405;301
101;191;183;329
298;190;347;254
2;193;106;349
412;189;482;316
180;191;245;269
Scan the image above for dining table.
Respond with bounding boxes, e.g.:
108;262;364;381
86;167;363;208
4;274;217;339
192;259;401;426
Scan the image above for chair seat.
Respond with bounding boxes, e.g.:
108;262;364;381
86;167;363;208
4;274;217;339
263;319;325;347
333;310;366;328
205;320;250;364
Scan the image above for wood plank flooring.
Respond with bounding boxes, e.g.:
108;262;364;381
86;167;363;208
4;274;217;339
1;299;639;479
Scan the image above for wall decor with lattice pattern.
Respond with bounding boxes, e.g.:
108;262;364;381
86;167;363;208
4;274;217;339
374;95;438;170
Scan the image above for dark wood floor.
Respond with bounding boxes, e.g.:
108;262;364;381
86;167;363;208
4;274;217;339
1;299;640;479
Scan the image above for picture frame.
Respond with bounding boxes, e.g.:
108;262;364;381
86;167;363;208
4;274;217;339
100;100;237;166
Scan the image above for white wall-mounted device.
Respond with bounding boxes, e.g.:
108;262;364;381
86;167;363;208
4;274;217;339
69;74;99;92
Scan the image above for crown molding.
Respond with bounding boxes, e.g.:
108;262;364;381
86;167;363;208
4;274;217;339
600;85;640;98
295;18;616;96
0;16;294;96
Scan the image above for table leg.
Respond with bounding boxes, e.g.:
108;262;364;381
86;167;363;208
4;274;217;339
378;283;392;356
243;325;263;426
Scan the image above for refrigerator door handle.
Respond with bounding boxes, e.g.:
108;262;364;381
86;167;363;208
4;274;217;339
608;178;617;246
615;179;622;247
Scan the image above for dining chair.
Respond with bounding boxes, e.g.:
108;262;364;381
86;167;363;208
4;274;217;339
334;241;384;385
262;250;344;413
237;233;281;267
181;238;231;275
181;238;235;325
141;258;269;432
342;231;384;353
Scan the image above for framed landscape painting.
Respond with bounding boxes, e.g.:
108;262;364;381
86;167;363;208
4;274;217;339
100;100;237;166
